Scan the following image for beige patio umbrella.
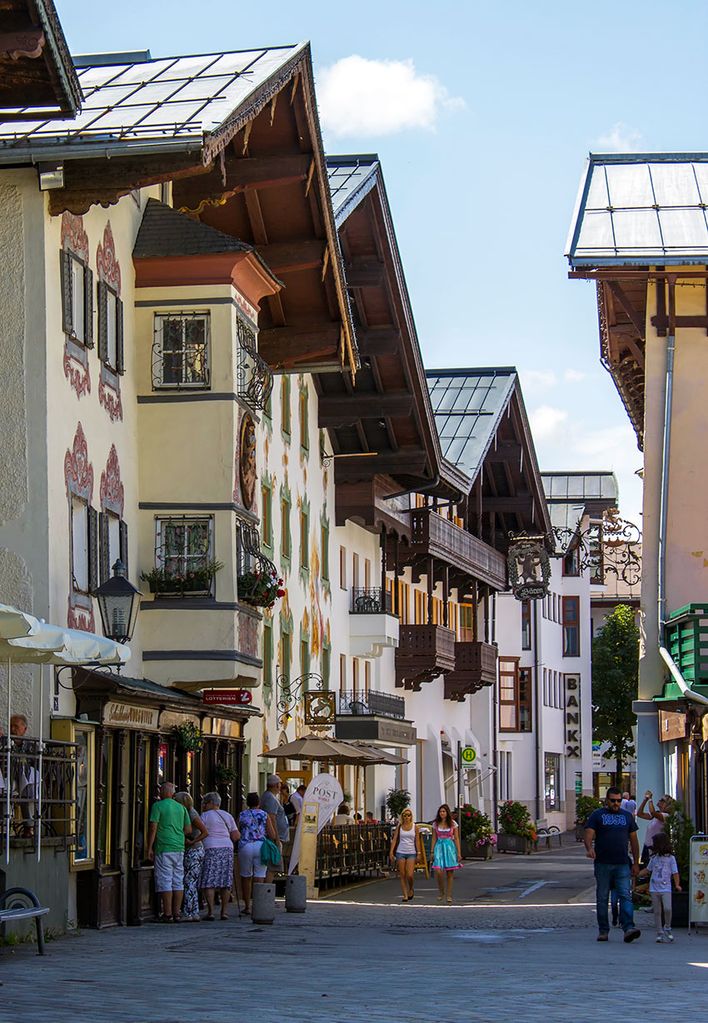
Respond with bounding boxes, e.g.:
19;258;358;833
348;742;409;766
258;733;378;765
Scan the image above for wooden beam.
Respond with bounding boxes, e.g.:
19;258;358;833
356;328;401;356
484;441;522;462
336;449;428;477
608;281;645;336
257;239;324;274
483;494;532;513
346;262;386;288
318;391;414;427
258;324;340;368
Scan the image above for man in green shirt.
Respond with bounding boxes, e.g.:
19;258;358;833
146;781;192;922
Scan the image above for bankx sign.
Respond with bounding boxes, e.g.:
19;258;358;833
565;675;581;758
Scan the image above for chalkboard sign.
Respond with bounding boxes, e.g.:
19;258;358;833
416;823;432;878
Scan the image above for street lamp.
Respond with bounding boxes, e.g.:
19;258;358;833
95;560;141;644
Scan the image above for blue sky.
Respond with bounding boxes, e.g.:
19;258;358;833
57;0;708;524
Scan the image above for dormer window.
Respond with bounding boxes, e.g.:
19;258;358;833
153;312;210;389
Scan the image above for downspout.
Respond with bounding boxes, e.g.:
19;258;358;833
533;599;541;821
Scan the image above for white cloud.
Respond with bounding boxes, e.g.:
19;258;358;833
595;122;643;154
529;405;568;441
317;55;464;138
564;369;586;383
522;369;558;391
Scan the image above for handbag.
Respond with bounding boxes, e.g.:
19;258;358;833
260;837;281;866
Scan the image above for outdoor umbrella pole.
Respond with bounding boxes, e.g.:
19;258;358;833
37;663;44;863
5;657;11;865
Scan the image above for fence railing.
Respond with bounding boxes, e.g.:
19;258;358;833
336;689;406;719
283;823;392;890
350;587;392;614
1;737;79;850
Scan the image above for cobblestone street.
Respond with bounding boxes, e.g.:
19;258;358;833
2;845;706;1023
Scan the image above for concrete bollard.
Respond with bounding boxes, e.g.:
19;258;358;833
285;874;307;913
251;882;276;925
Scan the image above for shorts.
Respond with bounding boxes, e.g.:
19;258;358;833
238;840;267;879
154;850;185;892
396;853;417;861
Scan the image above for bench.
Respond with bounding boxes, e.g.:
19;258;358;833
0;887;49;954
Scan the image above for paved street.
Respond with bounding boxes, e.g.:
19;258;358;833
2;843;707;1023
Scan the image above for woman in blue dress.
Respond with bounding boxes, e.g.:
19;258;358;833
431;804;461;904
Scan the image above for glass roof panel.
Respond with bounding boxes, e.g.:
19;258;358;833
585;165;609;210
658;208;708;248
692;163;708;205
649;162;701;207
606;163;654;208
611;209;663;251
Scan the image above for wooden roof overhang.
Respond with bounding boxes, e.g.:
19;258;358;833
315;161;445;499
571;266;708;450
15;45;355;375
0;0;82;120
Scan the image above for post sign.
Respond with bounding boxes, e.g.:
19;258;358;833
288;772;343;895
202;689;253;706
460;746;477;767
689;835;708;929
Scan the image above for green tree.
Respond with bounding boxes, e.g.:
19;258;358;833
591;604;639;784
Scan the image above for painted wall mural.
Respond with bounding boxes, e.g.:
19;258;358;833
64;422;95;632
99;443;124;517
61;212;91;399
96;222;123;422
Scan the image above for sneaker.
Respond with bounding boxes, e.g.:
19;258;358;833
597;932;609;942
623;928;641;943
664;929;674;943
656;935;666;943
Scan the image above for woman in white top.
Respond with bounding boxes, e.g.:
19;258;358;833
389;808;421;902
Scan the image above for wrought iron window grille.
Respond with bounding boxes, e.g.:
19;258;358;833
0;737;80;848
235;316;273;411
144;516;217;596
152;312;210;390
350;587;393;614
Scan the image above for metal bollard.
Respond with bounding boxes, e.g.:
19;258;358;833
285;874;307;913
251;882;276;925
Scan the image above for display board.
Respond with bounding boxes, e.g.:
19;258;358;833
689;834;708;929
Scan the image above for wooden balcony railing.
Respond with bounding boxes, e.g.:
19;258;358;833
409;509;506;589
444;641;498;701
395;624;456;690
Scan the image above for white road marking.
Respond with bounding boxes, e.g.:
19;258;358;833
519;880;548;899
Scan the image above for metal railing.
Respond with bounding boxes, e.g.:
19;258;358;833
236;317;273;411
282;823;392;890
1;737;79;850
350;587;392;614
336;689;406;719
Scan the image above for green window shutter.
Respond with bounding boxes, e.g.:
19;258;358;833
84;266;94;348
115;297;125;374
97;280;108;362
88;506;99;593
99;511;111;585
60;250;73;336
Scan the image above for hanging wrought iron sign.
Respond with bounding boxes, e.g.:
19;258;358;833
552;508;641;587
304;690;337;726
507;534;551;601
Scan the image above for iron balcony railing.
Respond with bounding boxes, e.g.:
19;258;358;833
236;317;273;411
1;737;79;850
336;689;406;720
350;587;393;614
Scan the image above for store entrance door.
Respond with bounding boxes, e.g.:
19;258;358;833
126;732;156;925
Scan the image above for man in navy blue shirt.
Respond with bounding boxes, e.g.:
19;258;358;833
584;786;641;942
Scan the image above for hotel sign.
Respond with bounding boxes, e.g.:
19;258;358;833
104;701;159;731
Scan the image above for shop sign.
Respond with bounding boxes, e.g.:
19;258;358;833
565;675;581;758
658;710;687;743
202;689;253;706
104;701;159;731
288;773;344;891
160;711;201;731
206;718;243;739
304;691;336;726
689;836;708;927
507;535;551;601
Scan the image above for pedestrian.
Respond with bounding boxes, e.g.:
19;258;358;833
365;811;378;824
200;792;240;921
260;774;289;881
333;802;354;824
637;791;672;863
146;782;192;923
620;791;637;815
639;832;681;943
584;786;641;942
430;803;461;905
290;783;307;819
174;791;208;922
389;807;421;902
280;782;297;827
237;792;277;915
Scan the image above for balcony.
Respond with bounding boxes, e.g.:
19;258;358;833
444;641;498;701
349;588;399;658
665;604;708;689
334;689;416;745
409;509;507;589
395;624;456;690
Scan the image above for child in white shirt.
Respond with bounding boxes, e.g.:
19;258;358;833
641;831;681;942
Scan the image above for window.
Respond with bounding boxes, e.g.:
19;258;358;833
71;496;90;593
587;522;604;584
339;654;347;695
339;545;346;589
322;644;331;688
299;506;309;571
352;657;360;697
459;603;475;641
352;553;359;591
60;250;93;346
519;667;532;730
398;581;410;624
552;593;557;622
280;495;291;561
364;660;371;696
299;382;309;452
99;510;128;584
154;314;209;388
281;622;291;683
300;638;310;679
364;558;371;590
261;483;273;549
544;753;561;811
562;596;580;657
321;520;329;582
521;599;531;649
156;517;212;588
498;750;512;801
263;620;273;690
98;281;124;373
281;376;291;438
563;544;580;576
500;658;531;732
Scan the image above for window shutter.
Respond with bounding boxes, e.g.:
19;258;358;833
115;297;125;374
60;250;73;336
119;519;129;576
83;266;94;348
97;280;107;362
88;506;99;593
99;511;110;585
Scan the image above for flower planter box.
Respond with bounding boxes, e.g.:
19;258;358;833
461;840;493;860
497;833;533;855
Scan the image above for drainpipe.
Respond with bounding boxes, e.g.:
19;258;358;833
533;599;541;821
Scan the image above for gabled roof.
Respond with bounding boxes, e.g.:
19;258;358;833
0;44;304;155
0;0;82;121
567;153;708;267
133;197;254;259
327;154;380;226
542;471;618;505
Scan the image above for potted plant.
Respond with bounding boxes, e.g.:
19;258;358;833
574;795;602;842
214;763;238;786
386;788;411;821
141;559;223;597
497;800;537;854
237;564;285;609
460;804;496;860
173;721;203;752
665;800;694;928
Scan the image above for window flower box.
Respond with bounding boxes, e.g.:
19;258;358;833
461;839;494;860
140;560;222;598
238;565;284;609
496;832;534;855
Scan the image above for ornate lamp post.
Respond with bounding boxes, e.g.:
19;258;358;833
94;559;141;644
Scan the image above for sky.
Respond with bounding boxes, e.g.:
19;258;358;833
55;0;708;525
